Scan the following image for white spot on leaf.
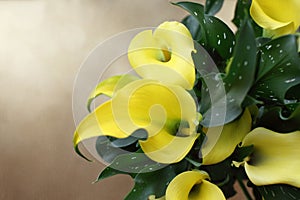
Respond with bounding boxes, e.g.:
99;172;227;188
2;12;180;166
266;45;272;50
285;78;296;83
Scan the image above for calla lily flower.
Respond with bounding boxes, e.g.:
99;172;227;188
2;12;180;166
165;170;225;200
128;21;196;90
74;76;200;164
250;0;300;37
235;127;300;187
201;109;252;165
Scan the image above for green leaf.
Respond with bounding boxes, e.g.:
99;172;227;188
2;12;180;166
258;184;300;200
232;145;254;162
95;129;148;163
125;161;187;200
256;37;271;47
95;136;129;163
106;152;162;175
193;44;227;126
232;0;262;37
232;0;250;28
241;95;263;108
201;158;231;182
257;103;300;132
224;19;257;93
96;151;165;182
198;20;257;126
95;166;134;183
184;157;201;167
181;15;201;41
192;41;219;75
222;19;257;117
286;84;300;101
110;129;148;148
174;1;235;60
250;35;300;103
205;0;224;15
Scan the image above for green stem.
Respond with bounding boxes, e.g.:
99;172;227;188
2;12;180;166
237;176;253;200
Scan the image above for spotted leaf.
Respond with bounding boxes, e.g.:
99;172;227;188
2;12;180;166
205;0;224;16
258;184;300;200
198;20;257;126
232;0;262;37
250;35;300;103
257;103;300;132
96;151;163;183
174;1;235;60
125;161;187;200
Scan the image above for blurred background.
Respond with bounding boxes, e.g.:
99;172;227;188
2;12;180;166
0;0;244;199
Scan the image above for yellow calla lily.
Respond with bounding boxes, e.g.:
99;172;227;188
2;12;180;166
128;21;196;90
238;127;300;187
250;0;300;37
165;170;225;200
74;78;200;164
201;109;252;165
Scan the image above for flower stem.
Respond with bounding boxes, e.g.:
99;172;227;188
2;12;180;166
237;176;253;200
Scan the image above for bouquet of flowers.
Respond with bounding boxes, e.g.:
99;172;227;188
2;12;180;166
73;0;300;199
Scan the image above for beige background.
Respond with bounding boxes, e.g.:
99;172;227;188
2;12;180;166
0;0;246;199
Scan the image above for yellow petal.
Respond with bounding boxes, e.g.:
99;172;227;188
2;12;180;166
140;130;199;164
128;21;195;90
241;127;300;187
201;109;252;165
87;74;139;112
250;0;300;37
166;170;225;200
74;101;131;148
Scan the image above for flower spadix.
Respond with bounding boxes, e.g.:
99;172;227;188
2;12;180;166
201;109;252;165
73;75;200;164
128;21;196;90
250;0;300;37
165;170;225;200
236;127;300;187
